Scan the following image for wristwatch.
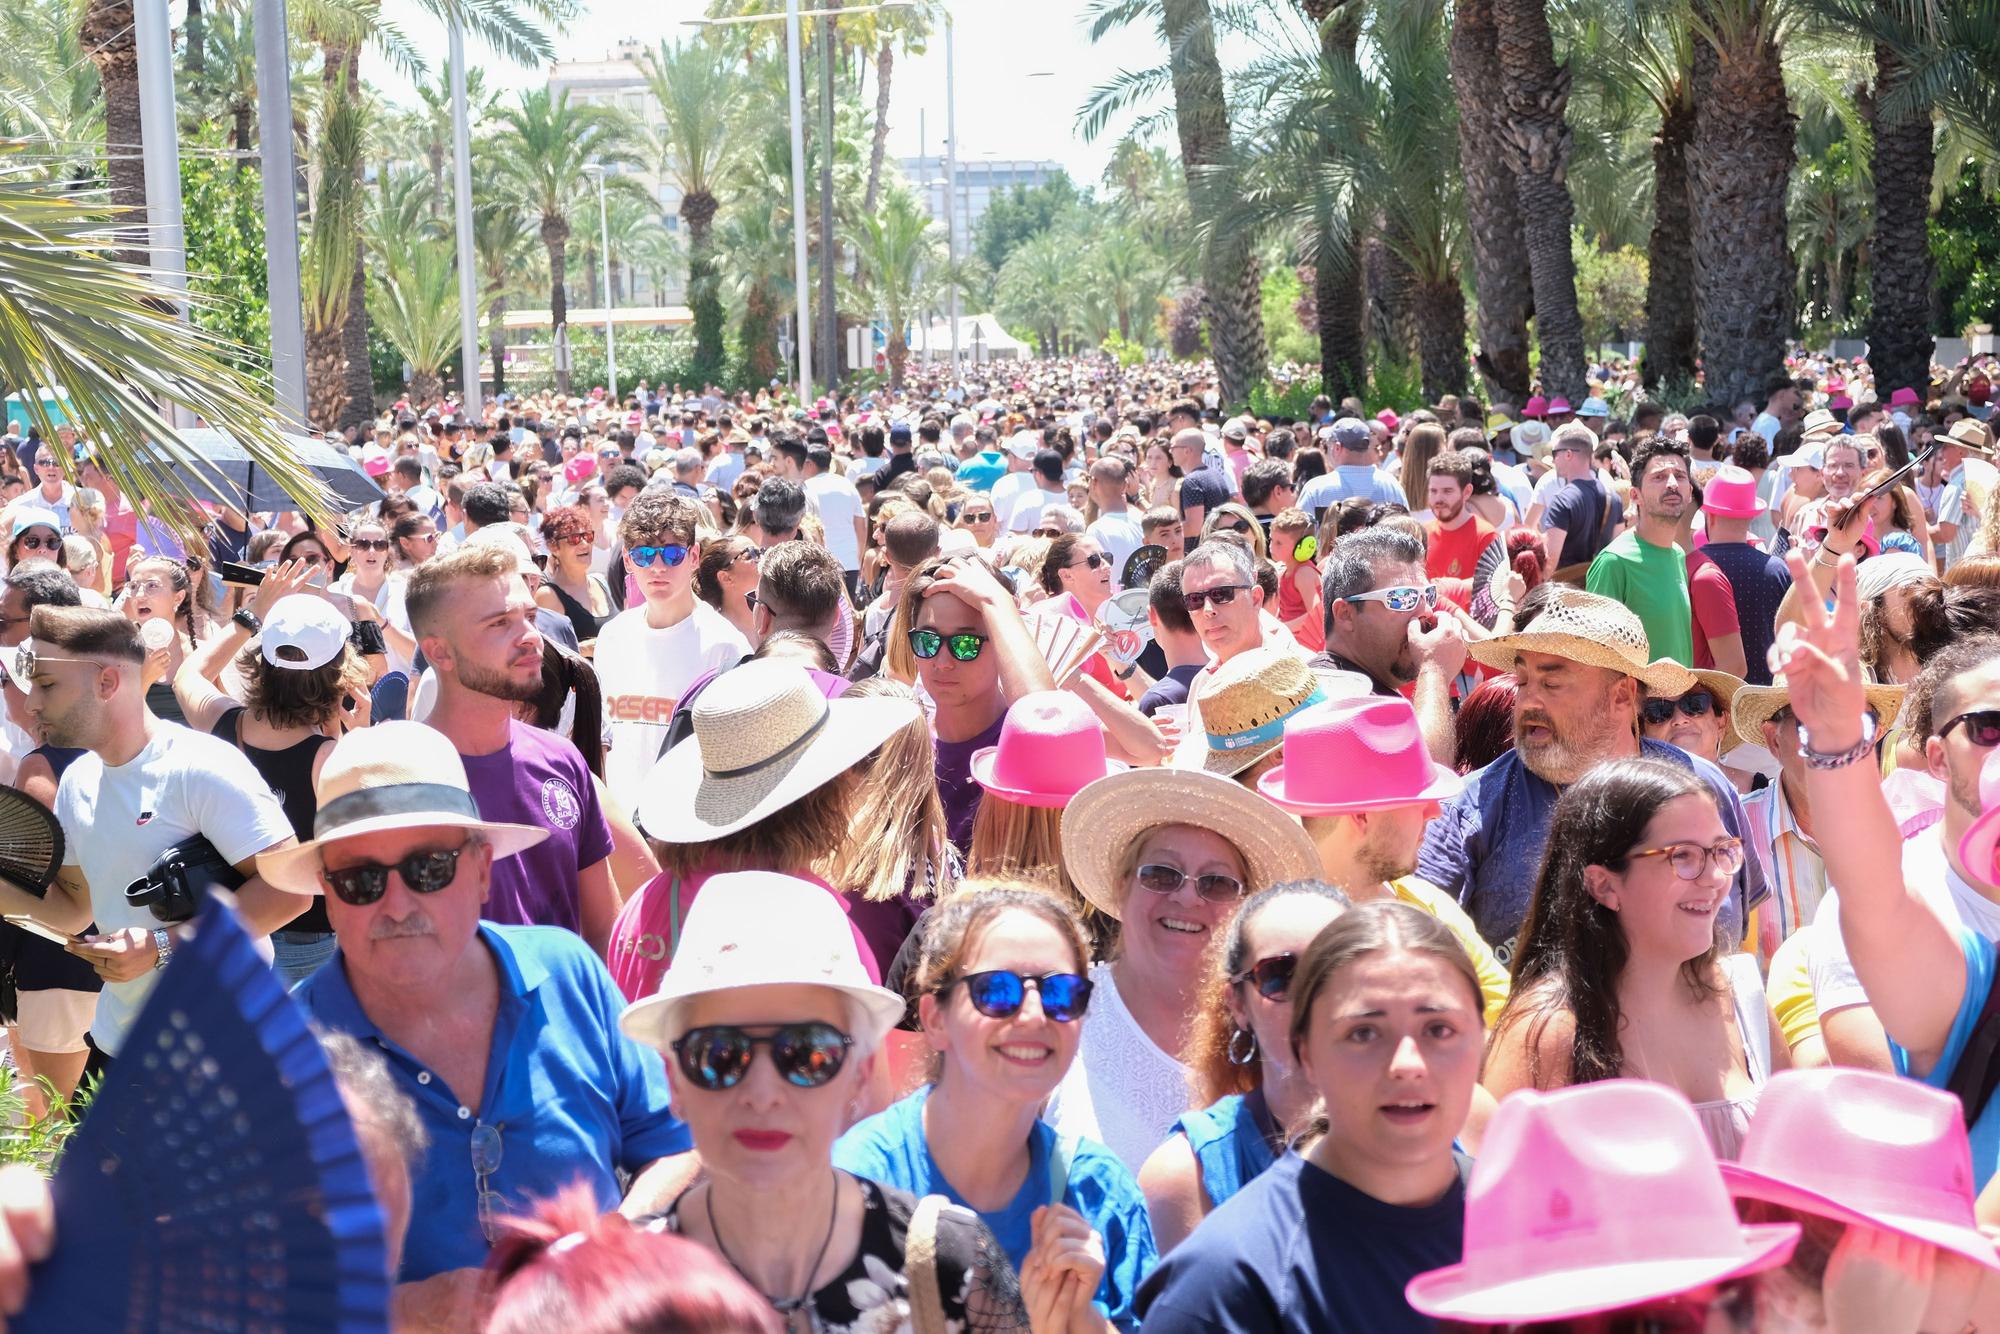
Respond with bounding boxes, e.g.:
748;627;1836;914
1797;710;1879;770
152;927;174;971
232;608;262;634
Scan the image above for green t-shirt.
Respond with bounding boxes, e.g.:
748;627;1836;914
1585;529;1694;665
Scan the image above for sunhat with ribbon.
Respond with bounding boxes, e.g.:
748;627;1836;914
639;660;918;842
1405;1081;1799;1324
1465;588;1698;696
619;871;906;1053
1258;695;1461;816
1799;408;1844;442
1510;420;1552;458
258;721;548;894
1948;417;1996;455
1720;1067;2000;1271
1700;465;1766;519
1060;769;1318;920
1729;672;1903;752
1177;648;1367;778
971;690;1126;807
1957;750;2000;887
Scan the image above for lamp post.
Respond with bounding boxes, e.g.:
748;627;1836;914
254;0;306;423
583;164;617;403
134;0;190;426
449;26;483;421
944;12;956;375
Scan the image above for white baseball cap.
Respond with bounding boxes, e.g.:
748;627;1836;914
261;594;350;672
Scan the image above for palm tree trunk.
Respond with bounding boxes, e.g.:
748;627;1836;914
232;99;252;170
1414;274;1470;403
185;0;204;80
1314;251;1366;404
326;44;371;429
1689;2;1795;410
863;41;892;216
1866;43;1935;402
887;328;907;389
1163;0;1266;408
411;368;441;406
1451;0;1534;408
683;190;725;386
1366;227;1418;365
1643;94;1699;391
544;219;571;396
306;325;345;427
744;280;779;384
1490;0;1586;402
83;0;146;264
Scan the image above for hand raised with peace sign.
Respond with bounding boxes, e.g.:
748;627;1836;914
1768;548;1869;753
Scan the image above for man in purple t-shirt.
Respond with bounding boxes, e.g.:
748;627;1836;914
405;543;620;954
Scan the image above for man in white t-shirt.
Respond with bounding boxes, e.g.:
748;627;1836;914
1083;456;1144;584
989;432;1042;531
0;606;297;1061
775;434;868;602
593;492;750;809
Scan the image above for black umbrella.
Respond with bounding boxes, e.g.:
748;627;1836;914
146;426;384;513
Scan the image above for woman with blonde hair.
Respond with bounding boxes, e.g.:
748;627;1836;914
67;487;111;597
1202;502;1267;561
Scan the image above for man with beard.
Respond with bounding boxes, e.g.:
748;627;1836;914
1586;435;1695;666
407;543;619;955
1313;526;1466;764
1423;450;1496;581
1415;588;1766;964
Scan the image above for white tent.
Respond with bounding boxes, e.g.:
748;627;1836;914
906;314;1030;362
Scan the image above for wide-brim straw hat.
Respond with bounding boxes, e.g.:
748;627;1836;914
1465;588;1698;696
259;721;549;894
1177;648;1365;778
638;660;919;842
1665;669;1751;752
1060;769;1319;920
1730;675;1904;752
1947;418;1996;455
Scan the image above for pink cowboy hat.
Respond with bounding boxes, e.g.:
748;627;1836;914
1700;465;1766;519
1257;695;1461;816
1546;396;1574;415
1521;395;1548;419
1828;393;1854;412
1406;1082;1799;1324
1721;1067;2000;1271
1889;386;1923;408
1376;408;1400;432
1957;750;2000;886
970;690;1126;808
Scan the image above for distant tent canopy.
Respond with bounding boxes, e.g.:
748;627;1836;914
906;315;1029;362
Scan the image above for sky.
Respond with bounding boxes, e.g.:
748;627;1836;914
366;0;1169;190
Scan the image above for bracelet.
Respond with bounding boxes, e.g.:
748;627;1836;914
1797;712;1879;770
232;608;262;633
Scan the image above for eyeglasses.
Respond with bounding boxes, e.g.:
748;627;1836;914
1623;838;1745;882
1940;709;2000;747
1641;689;1718;727
946;970;1093;1023
13;533;58;552
630;544;691;568
350;538;390;552
1181;583;1252;613
320;846;467;905
1230;952;1298;1001
1135;862;1247;903
1068;552;1106;572
1344;584;1439;614
127;576;172;595
909;628;988;661
472;1120;505;1243
669;1022;853;1091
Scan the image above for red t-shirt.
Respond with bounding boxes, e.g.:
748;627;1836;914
1684;549;1741;671
1425;515;1496;581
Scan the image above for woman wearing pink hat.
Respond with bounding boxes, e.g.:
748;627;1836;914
1485;757;1784;1158
1137;901;1486;1333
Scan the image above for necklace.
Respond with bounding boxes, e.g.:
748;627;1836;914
707;1174;841;1325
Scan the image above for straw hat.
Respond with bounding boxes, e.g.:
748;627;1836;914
618;871;907;1052
1177;648;1367;778
970;690;1126;807
1406;1081;1799;1324
638;661;919;842
1059;769;1318;920
1647;669;1750;752
1465;588;1698;696
1510;420;1552;458
259;722;548;894
1799;408;1844;442
1729;673;1903;751
1947;418;1996;455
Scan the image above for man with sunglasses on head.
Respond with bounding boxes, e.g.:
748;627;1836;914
278;721;690;1327
1314;527;1466;765
594;492;750;811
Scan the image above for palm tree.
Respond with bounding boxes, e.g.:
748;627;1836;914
996;229;1080;356
472;197;536;393
719;130;797;385
845;187;944;387
487;88;636;396
1489;0;1587;401
1450;0;1533;405
371;235;461;404
80;0;142;250
303;79;367;429
1094;227;1167;342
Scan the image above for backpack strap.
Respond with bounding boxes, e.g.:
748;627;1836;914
1046;1132;1078;1208
1945;973;2000;1129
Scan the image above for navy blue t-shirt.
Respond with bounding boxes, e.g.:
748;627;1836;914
1692;540;1792;686
1136;1151;1467;1334
1178;467;1233;519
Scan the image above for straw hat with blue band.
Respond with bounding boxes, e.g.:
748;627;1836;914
258;721;548;894
1177;648;1371;778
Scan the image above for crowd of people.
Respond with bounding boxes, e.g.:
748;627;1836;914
0;349;1996;1329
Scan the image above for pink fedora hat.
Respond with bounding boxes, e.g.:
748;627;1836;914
1407;1082;1799;1324
1721;1067;2000;1271
970;690;1126;808
1958;750;2000;885
1522;394;1548;419
1257;695;1461;816
1547;396;1574;415
1700;465;1766;519
1889;386;1923;408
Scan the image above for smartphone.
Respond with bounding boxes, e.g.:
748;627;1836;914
216;559;265;587
3;914;78;946
1852;442;1937;510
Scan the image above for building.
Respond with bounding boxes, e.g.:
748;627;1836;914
901;156;1064;250
547;40;686;305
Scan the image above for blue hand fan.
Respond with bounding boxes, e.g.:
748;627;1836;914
18;891;390;1331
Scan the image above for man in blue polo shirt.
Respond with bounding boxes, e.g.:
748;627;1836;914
270;722;691;1327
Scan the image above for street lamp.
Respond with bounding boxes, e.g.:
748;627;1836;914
449;26;483;421
583;164;617;403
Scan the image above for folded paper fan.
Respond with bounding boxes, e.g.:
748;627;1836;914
1030;610;1107;686
0;785;62;895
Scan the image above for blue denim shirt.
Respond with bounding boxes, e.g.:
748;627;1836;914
1415;740;1768;967
297;923;692;1281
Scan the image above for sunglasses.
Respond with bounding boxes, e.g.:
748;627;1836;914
350;537;390;552
1641;689;1717;727
1069;552;1106;571
9;645;92;683
321;846;466;905
1033;527;1064;539
1230;953;1298;1001
14;532;59;552
471;1121;505;1243
1940;709;2000;747
630;544;691;568
947;970;1093;1023
1135;862;1246;904
961;510;994;522
1181;583;1251;613
909;628;988;661
670;1022;852;1091
736;547;763;565
1344;584;1439;614
1215;520;1251;535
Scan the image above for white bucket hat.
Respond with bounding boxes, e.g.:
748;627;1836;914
619;871;907;1051
258;721;547;894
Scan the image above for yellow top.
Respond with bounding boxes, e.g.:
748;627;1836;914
1765;925;1820;1055
1389;875;1512;1027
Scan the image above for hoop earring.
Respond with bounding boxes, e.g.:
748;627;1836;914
1227;1028;1258;1066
